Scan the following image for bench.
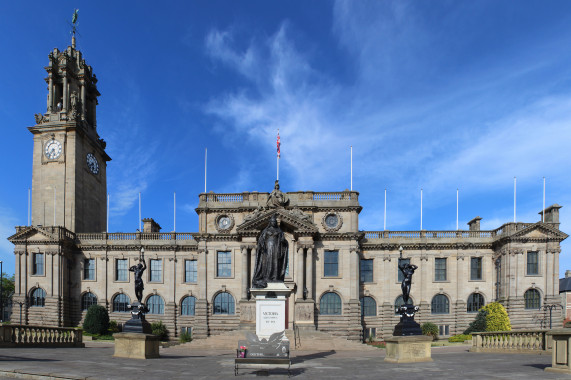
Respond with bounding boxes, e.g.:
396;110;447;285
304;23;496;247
234;358;291;377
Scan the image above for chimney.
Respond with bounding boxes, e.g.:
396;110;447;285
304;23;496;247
539;204;562;229
566;270;571;279
142;218;161;233
467;216;482;231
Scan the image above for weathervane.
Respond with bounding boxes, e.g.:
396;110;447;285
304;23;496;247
69;9;79;48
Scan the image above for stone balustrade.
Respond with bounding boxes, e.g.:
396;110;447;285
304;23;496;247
471;330;551;353
0;325;84;348
364;230;494;240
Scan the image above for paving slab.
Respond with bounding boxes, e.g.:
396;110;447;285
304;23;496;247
0;342;566;379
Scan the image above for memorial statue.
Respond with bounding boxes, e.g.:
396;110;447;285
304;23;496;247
252;215;289;288
129;250;147;303
266;180;289;208
398;251;418;305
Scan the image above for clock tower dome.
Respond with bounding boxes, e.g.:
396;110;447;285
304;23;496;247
29;37;110;233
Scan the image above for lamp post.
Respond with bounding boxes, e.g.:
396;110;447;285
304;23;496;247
542;304;564;329
13;300;25;325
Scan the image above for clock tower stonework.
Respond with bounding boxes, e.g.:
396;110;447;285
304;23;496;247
29;38;110;233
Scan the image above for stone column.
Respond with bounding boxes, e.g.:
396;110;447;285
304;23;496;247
296;246;305;298
307;248;314;300
199;249;207;299
63;75;68;111
241;246;248;300
250;247;256;280
48;76;53;112
80;84;86;118
350;248;359;301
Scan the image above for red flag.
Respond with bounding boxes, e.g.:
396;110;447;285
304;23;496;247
277;131;281;158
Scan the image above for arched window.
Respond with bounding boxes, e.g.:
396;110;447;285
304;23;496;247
431;294;449;314
113;294;130;312
320;292;342;315
30;288;46;307
147;295;165;314
394;295;413;315
181;296;196;316
213;292;235;315
360;296;376;317
467;293;485;313
524;289;541;310
81;292;98;311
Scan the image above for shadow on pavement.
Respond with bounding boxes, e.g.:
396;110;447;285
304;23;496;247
292;350;336;363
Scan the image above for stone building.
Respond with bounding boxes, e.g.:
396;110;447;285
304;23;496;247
8;41;568;340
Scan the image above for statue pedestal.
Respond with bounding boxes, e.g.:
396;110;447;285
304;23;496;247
123;301;151;334
384;335;433;363
113;333;160;359
250;283;292;340
393;304;422;336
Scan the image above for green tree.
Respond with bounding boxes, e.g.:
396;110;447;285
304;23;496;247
421;322;438;340
83;305;110;335
463;309;488;334
1;273;15;319
151;320;169;341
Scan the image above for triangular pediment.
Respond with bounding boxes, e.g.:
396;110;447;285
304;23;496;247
8;226;65;243
237;208;318;235
509;222;568;241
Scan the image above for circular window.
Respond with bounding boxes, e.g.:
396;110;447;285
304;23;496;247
322;212;343;232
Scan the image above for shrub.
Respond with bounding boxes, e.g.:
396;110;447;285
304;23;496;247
482;302;511;332
179;330;192;343
448;334;472;343
82;305;110;335
464;309;487;334
108;320;120;334
564;320;571;328
151;321;169;341
421;322;438;340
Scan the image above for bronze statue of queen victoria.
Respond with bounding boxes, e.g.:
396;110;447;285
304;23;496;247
252;215;289;288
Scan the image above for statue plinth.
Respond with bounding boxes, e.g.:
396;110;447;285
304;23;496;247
113;332;160;359
250;282;291;340
393;304;422;336
384;335;433;363
122;301;152;334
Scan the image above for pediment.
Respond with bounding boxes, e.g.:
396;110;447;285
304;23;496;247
509;222;568;241
8;226;63;243
237;208;318;235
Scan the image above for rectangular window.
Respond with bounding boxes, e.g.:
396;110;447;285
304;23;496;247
217;251;231;277
150;259;162;282
185;260;197;282
116;259;128;281
360;259;373;282
84;258;95;280
33;253;44;275
439;325;450;336
470;257;482;280
527;251;539;275
324;251;339;277
435;258;447;281
397;258;410;282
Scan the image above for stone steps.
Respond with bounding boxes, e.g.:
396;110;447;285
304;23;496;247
165;329;378;351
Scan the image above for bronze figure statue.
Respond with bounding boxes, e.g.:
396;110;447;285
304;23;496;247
129;249;147;303
252;215;289;288
398;248;418;304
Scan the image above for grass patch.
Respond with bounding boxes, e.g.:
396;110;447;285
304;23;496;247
83;331;115;341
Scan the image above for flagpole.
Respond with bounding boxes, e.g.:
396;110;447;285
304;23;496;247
384;188;387;231
456;188;459;231
420;188;423;230
350;146;353;191
543;177;546;222
28;187;31;226
139;192;142;232
107;193;109;233
514;176;517;223
204;148;207;193
174;192;176;232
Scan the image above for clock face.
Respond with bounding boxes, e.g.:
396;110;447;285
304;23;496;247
44;140;62;160
218;216;231;229
325;214;339;228
86;153;99;174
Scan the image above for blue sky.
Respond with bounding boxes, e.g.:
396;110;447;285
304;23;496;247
1;1;571;277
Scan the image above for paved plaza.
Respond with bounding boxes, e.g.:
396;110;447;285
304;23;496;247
0;342;567;379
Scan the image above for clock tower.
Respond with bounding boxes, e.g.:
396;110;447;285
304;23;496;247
29;37;110;233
